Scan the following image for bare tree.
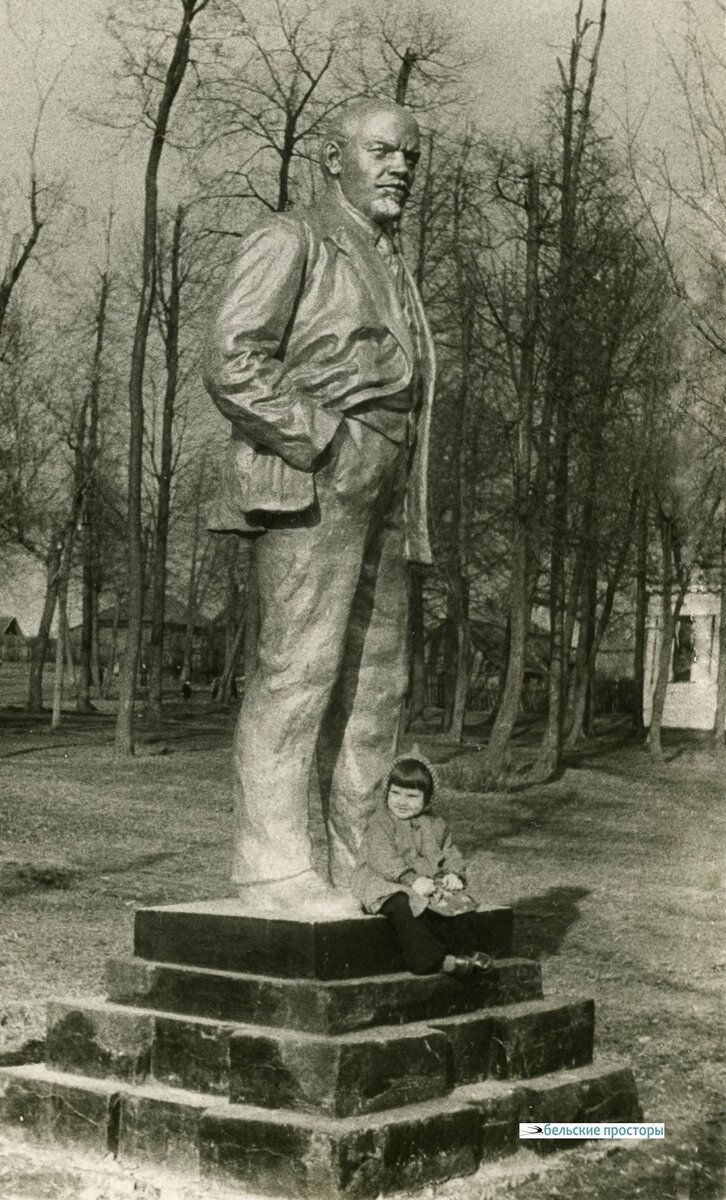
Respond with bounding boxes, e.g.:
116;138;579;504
0;8;69;335
78;216;114;712
200;0;348;220
347;0;469;116
112;0;211;756
481;159;542;776
535;0;608;778
146;205;185;717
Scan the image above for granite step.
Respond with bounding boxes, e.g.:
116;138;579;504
431;996;595;1084
0;1062;211;1169
45;993;594;1116
134;900;514;979
0;1059;641;1198
106;955;542;1035
46;1001;234;1096
45;999;452;1116
462;1060;643;1155
227;997;595;1114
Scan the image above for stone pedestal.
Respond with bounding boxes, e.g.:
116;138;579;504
0;900;640;1197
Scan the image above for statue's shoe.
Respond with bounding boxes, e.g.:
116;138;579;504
236;869;362;920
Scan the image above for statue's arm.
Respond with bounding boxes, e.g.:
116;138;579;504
203;216;342;472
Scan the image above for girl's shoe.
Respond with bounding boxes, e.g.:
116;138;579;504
471;951;494;974
441;955;475;979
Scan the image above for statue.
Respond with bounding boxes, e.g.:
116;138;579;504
203;99;435;917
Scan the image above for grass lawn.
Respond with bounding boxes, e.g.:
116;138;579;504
0;704;724;1199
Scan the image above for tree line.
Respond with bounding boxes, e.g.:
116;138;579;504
2;0;725;777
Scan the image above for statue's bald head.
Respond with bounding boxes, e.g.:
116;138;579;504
325;99;420;147
321;98;421;228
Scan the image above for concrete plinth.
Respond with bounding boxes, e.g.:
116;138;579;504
134;899;514;979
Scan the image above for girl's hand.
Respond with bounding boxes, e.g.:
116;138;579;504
411;876;436;896
440;873;465;891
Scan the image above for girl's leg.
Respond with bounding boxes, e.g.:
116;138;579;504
428;910;490;957
379;893;447;975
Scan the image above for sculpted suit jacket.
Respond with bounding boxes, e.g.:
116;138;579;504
203;194;436;564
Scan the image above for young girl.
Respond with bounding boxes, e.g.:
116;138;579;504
352;752;494;978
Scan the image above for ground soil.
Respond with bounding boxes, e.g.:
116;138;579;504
0;698;724;1199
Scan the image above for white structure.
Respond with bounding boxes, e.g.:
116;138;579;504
0;546;81;638
644;590;722;729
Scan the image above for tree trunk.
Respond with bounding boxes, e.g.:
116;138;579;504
78;258;109;713
115;2;200;756
79;552;95;711
148;206;183;718
567;486;638;748
649;514;678;759
565;569;595;749
442;591;458;731
449;576;470;743
50;513;81;728
632;486;649;737
486;527;529;774
220;616;246;701
443;165;473;742
535;4;607;779
181;594;197;683
91;589;102;691
407;565;426;729
222;538;255;701
222;537;241;702
51;579;71;730
27;534;63;712
101;597;120;700
711;519;726;748
485;163;540;777
536;412;570;778
181;488;204;682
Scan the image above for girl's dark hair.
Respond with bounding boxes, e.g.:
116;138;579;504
387;757;434;802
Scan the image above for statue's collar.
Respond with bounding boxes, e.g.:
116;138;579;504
315;193;398;254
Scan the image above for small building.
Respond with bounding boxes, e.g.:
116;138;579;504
67;598;213;681
644;589;722;729
425;618;549;712
0;615;28;662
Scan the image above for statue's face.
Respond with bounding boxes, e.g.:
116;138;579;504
328;108;421;227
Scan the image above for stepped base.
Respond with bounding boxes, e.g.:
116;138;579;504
0;1060;640;1198
44;994;594;1115
0;901;641;1195
45;1001;452;1118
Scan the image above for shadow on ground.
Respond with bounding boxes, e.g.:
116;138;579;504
511;884;590;959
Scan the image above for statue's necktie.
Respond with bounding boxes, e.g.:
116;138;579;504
377;233;415;332
376;232;422;448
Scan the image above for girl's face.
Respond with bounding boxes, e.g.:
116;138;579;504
387;783;426;820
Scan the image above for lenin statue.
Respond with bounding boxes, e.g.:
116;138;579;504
203;98;435;917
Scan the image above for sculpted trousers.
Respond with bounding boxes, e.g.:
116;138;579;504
231;418;410;888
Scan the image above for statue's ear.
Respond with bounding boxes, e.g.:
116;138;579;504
321;136;343;178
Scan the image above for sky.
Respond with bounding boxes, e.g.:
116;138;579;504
0;0;720;252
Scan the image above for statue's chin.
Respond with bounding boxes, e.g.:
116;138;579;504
373;199;404;223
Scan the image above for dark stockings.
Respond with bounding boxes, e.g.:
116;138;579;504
380;891;485;975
